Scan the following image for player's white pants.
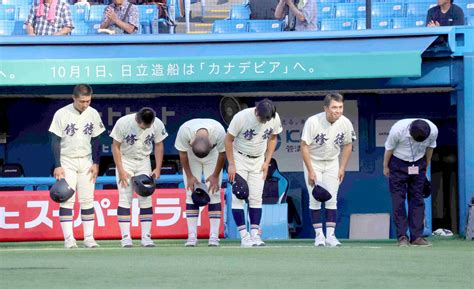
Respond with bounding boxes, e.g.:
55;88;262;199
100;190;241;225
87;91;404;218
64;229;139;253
183;150;222;204
61;155;95;210
303;159;340;210
116;157;152;208
232;151;265;209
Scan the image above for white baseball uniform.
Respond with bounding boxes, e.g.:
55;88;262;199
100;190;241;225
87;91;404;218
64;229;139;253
301;112;356;210
227;108;283;209
174;119;226;204
110;113;168;208
49;103;105;209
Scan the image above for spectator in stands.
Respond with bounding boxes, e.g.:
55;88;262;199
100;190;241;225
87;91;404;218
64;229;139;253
426;0;465;26
25;0;74;36
74;0;90;9
274;0;317;31
100;0;139;34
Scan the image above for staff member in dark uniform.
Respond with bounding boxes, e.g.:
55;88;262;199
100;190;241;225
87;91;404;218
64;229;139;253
383;119;438;247
426;0;465;27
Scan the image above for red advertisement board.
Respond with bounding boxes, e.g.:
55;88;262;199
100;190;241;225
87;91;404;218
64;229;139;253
0;189;225;242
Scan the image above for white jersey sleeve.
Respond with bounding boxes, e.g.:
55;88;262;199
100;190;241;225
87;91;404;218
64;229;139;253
227;111;244;137
91;110;106;138
343;118;356;145
273;113;283;135
110;117;125;143
174;125;191;152
301;117;315;145
49;110;65;138
153;117;168;143
215;124;226;153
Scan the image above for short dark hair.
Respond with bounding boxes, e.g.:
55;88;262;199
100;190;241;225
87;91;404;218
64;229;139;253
324;93;344;107
73;84;93;98
410;119;431;142
192;136;212;159
255;98;276;122
136;107;156;126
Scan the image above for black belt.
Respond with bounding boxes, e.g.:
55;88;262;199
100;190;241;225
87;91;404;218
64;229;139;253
238;151;261;159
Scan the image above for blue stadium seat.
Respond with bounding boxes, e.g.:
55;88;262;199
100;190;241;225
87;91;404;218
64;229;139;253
138;4;157;23
230;4;250;20
88;4;106;22
335;3;357;18
371;3;404;17
16;4;30;21
13;20;25;35
212;20;247;33
1;0;32;5
71;21;101;35
468;17;474;26
0;19;14;35
71;5;88;21
248;20;283;33
406;2;436;17
392;17;426;29
0;5;16;20
320;18;354;31
372;17;391;29
355;18;366;30
458;1;474;16
318;3;336;19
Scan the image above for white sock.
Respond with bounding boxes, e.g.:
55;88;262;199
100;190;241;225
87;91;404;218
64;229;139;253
315;228;324;238
187;217;198;238
61;222;74;240
327;227;335;238
209;218;220;238
119;222;131;238
141;222;152;238
82;221;95;239
250;228;259;237
239;230;249;239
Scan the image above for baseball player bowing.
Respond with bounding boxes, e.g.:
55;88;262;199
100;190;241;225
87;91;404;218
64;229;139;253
110;107;168;248
300;93;356;247
49;84;105;249
225;99;282;247
174;119;226;247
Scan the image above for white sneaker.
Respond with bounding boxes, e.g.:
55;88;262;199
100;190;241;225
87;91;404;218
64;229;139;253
325;234;342;247
314;232;326;247
83;237;99;248
121;235;133;248
64;237;78;249
251;234;265;247
141;234;155;247
185;234;198;247
241;234;256;248
208;236;220;247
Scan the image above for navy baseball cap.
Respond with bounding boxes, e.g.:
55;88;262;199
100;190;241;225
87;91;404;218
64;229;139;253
423;177;432;198
232;173;249;200
312;184;332;202
191;182;210;207
410;119;431;142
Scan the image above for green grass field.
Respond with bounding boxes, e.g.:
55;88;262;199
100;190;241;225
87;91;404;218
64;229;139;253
1;237;472;289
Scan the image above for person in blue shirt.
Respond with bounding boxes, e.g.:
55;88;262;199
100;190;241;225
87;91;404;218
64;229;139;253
426;0;465;26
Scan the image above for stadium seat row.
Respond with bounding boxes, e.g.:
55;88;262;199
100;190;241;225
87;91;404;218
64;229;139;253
213;16;474;34
230;2;474;21
0;4;159;22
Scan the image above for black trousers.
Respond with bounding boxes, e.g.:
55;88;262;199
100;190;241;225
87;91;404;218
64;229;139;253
388;156;426;240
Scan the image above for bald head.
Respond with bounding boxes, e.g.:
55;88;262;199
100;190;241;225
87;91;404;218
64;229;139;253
192;135;212;158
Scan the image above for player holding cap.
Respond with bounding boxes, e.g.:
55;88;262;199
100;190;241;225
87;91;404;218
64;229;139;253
300;93;356;247
225;99;282;247
174;118;226;247
110;107;168;248
49;84;105;249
